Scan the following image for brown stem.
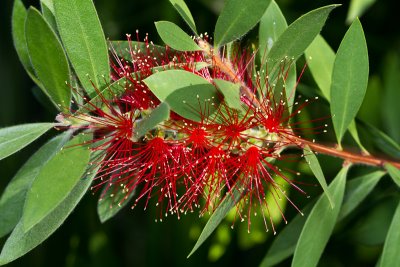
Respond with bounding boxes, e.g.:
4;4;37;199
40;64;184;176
201;40;400;170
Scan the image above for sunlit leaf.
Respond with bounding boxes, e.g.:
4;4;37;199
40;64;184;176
155;21;201;51
0;123;54;161
304;145;334;208
54;0;109;96
0;152;99;265
214;79;243;111
346;0;376;24
331;19;369;145
0;132;71;238
21;134;91;232
292;166;349;267
25;8;71;109
214;0;271;47
169;0;197;34
144;70;220;121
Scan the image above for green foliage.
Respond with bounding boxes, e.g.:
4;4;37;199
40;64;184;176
0;132;71;238
0;123;54;161
303;146;334;208
188;188;242;258
214;0;271;47
155;21;201;51
54;0;109;96
25;8;71;109
134;102;170;139
380;201;400;267
143;70;220;121
169;0;198;34
292;166;349;267
331;19;369;145
213;79;243;111
385;164;400;187
21;134;91;232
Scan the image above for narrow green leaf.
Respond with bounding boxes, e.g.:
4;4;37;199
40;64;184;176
0;156;98;265
188;188;242;258
258;1;296;109
259;0;287;59
12;0;36;78
346;0;376;24
214;0;271;47
338;170;385;220
382;53;400;143
169;0;197;34
0;132;71;238
348;120;368;153
0;123;54;161
97;184;136;223
304;146;334;208
214;79;243;111
331;19;369;144
155;21;201;51
134;102;170;139
40;0;57;32
305;35;334;100
358;121;400;160
385;164;400;187
25;8;71;109
143;70;220;121
54;0;109;95
267;5;339;67
380;200;400;267
21;134;91;232
259;202;315;267
292;166;349;267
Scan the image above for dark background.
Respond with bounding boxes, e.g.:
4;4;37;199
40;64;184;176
1;0;399;266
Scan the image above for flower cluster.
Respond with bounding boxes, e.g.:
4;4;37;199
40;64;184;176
64;34;321;232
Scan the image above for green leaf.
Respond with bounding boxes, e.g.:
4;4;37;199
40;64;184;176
259;201;315;267
258;1;297;110
188;188;242;258
259;0;287;59
169;0;197;34
331;19;369;145
25;8;71;109
0;132;71;238
358;121;400;160
304;146;334;208
338;170;385;220
54;0;109;95
12;0;36;79
385;164;400;188
21;134;91;232
214;79;243;111
267;5;339;67
40;0;57;32
110;41;166;60
0;123;54;161
134;102;170;139
292;165;349;267
155;21;201;51
382;53;400;143
214;0;271;47
0;155;97;265
348;120;368;153
143;70;220;121
97;184;136;223
380;200;400;267
305;35;334;100
346;0;376;24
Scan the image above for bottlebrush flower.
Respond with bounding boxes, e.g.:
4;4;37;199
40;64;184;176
62;34;324;232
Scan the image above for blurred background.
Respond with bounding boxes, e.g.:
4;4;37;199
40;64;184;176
1;0;399;266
